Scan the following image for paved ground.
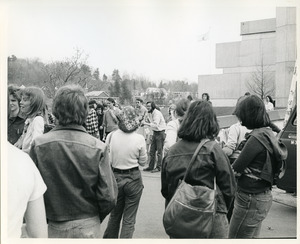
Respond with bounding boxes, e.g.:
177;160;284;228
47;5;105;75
99;169;297;239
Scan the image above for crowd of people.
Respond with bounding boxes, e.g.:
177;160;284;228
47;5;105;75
7;84;287;239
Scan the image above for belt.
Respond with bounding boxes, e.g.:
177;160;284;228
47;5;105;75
239;189;271;196
112;167;139;173
153;130;165;133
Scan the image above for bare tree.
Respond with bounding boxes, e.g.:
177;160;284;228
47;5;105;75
247;57;275;99
42;48;92;97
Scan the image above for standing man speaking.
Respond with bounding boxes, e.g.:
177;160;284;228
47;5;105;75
142;101;166;173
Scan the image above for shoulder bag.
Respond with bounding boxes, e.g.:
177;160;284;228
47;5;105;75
163;139;217;238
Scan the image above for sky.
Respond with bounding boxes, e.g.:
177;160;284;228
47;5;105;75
3;0;299;84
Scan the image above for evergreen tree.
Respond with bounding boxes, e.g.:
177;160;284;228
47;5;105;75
112;69;122;97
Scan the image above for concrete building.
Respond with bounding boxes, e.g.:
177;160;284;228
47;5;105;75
198;7;297;107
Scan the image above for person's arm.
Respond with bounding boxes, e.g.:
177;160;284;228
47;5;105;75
138;137;147;166
143;110;161;130
96;146;118;222
24;196;48;238
232;136;265;173
163;121;178;155
269;121;281;133
110;109;119;124
14;133;24;149
161;155;169;200
212;143;236;210
102;112;107;139
222;124;239;156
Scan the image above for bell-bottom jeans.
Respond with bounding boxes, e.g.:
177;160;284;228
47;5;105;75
103;169;144;238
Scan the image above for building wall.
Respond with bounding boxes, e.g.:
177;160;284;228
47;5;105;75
275;7;297;107
198;7;296;107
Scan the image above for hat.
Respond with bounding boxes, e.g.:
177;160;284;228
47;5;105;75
117;106;140;133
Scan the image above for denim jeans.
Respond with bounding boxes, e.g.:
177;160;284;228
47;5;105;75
229;190;272;238
103;169;144;238
48;216;101;238
148;131;166;170
209;212;229;238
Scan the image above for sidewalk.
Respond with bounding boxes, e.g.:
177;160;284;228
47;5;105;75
142;169;297;208
272;186;297;208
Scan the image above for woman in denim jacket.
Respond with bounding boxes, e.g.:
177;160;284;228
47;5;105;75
161;100;236;238
229;95;287;238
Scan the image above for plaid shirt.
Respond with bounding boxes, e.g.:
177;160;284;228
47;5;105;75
85;108;99;134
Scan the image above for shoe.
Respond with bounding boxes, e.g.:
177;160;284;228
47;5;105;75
143;167;152;172
151;168;160;173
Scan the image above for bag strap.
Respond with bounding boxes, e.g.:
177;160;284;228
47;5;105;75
183;139;210;181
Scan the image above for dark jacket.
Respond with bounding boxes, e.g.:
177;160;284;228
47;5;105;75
161;139;236;213
8;114;25;145
232;127;288;193
248;127;287;184
29;124;118;222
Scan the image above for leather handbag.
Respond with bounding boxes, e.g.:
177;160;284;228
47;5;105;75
163;139;217;238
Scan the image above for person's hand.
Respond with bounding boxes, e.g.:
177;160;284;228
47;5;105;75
14;137;23;149
243;167;252;174
232;167;241;178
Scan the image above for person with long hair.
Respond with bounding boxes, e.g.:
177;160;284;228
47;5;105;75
142;101;166;173
103;106;147;238
163;98;190;155
14;87;46;153
161;100;236;238
8;85;25;145
228;95;287;238
264;95;275;111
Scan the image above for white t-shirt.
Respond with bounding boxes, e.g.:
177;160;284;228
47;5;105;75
107;129;147;169
7;143;47;238
265;102;274;111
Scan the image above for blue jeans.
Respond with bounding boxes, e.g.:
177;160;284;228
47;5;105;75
209;212;229;238
148;131;166;170
103;169;144;238
229;190;272;238
48;216;101;238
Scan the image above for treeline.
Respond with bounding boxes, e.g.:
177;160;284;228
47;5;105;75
8;50;198;105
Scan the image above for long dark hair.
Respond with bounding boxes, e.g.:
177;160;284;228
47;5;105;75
235;95;271;129
178;100;219;142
